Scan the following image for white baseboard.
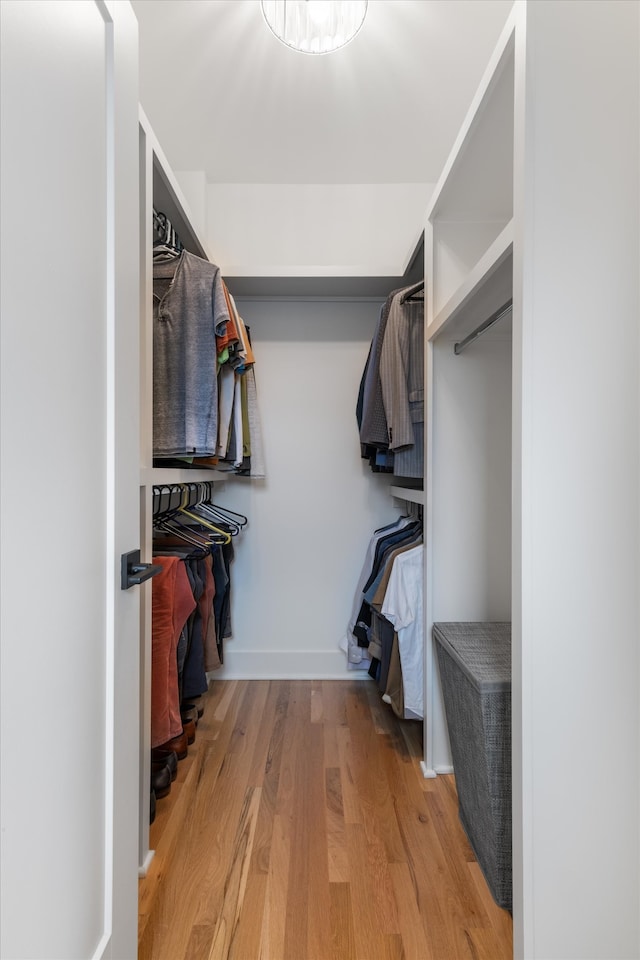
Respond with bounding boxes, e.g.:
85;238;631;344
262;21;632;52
420;761;438;779
434;764;454;775
214;648;370;680
138;848;155;878
91;933;111;960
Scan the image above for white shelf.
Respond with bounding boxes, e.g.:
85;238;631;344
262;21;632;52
139;105;214;262
390;485;424;506
425;13;517;225
426;10;516;323
141;467;228;487
427;220;513;343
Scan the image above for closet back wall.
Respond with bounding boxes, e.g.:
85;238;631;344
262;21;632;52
214;298;398;679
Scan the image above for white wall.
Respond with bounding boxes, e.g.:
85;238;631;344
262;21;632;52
512;2;640;957
212;297;400;679
1;3;141;957
432;329;512;622
175;169;207;240
206;182;433;276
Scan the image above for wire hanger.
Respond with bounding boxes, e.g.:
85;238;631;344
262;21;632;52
199;498;248;530
152;514;213;555
190;501;241;536
177;487;232;544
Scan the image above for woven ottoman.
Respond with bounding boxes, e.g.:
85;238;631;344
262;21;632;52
433;621;512;910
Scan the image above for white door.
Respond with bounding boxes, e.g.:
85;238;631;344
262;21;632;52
0;2;140;958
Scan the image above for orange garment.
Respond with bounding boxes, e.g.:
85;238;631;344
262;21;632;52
217;281;240;360
226;295;256;369
150;556;197;748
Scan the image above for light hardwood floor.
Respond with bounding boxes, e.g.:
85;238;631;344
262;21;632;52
139;679;512;960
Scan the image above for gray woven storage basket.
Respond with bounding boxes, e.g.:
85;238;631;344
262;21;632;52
433;621;512;910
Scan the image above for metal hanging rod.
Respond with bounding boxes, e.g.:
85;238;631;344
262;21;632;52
453;299;513;355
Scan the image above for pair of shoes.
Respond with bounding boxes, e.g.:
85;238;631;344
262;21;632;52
150;788;156;825
183;696;205;720
151;761;171;800
159;730;188;760
181;716;196;745
151;746;178;781
181;704;199;728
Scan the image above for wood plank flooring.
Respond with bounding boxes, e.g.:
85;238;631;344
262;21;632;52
139;680;512;960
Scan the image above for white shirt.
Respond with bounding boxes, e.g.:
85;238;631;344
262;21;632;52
381;544;424;718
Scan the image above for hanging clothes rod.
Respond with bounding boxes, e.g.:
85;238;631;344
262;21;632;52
453;299;513;355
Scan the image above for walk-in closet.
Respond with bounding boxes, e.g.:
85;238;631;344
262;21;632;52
1;2;639;959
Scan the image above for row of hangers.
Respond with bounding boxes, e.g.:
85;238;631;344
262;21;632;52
152;483;247;553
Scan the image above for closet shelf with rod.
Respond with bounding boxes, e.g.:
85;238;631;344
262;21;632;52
454;299;513;355
426;222;513;343
390;485;424;506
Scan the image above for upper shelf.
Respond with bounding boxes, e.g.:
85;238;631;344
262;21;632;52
140;106;214;263
226;231;425;300
427;221;513;343
141;466;228;487
425;8;516;324
426;11;516;226
390;485;424;506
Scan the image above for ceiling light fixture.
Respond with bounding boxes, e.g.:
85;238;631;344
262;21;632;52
261;0;368;55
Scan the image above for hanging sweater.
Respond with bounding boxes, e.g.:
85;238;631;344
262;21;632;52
153;250;229;457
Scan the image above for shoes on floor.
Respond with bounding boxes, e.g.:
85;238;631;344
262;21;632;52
159;730;188;760
150;788;156;825
151;746;178;781
181;717;196;745
182;699;204;721
181;704;199;729
151;761;172;800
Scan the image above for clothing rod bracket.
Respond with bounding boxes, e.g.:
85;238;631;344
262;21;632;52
121;549;163;590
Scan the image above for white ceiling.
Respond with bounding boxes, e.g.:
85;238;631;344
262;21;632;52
132;0;513;186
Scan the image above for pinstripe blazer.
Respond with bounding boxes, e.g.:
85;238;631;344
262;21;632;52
359;285;408;448
380;285;424;478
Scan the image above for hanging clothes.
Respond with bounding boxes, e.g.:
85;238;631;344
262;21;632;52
380;284;425;479
342;515;424;720
357;285;407;472
216;363;236;460
149;484;245;751
150;555;197;748
357;280;425;479
153;250;229;458
180;558;209;700
380;544;424;718
200;555;220;672
339;515;414;666
242;362;266;478
151;217;266;478
214;289;265;478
